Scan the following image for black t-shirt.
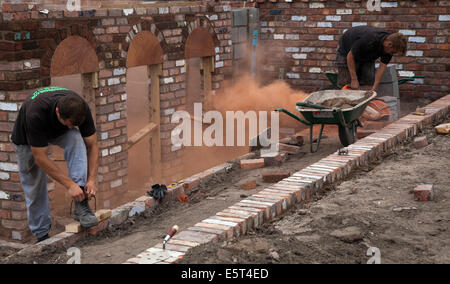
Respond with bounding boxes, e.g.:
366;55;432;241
11;87;96;147
337;26;393;64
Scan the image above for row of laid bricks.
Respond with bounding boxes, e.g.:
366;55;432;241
125;94;450;264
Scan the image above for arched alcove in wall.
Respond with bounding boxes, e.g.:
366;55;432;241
185;27;216;114
49;35;100;219
126;30;164;192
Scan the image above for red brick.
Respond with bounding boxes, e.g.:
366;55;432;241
260;152;284;166
261;170;291;183
413;136;428;149
240;158;265;170
278;143;301;154
87;219;109;236
183;177;200;193
414;183;434;201
239;180;257;190
1;219;28;230
0;209;11;219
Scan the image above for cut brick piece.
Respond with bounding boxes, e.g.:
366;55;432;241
279;135;304;146
414;183;434;201
87;220;109;236
240;158;265;170
261;152;283;166
435;123;450;134
65;209;112;233
261;170;291;183
260;152;285;166
278;143;301;154
239;180;257;190
413;136;428;149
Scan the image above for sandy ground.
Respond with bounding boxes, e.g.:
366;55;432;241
180;115;450;264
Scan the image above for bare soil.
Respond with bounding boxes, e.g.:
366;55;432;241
179;115;450;264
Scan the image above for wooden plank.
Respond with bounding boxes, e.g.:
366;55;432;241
149;64;163;183
65;209;112;233
127;122;158;148
202;56;214;110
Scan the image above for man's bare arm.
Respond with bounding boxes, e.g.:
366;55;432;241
371;63;387;91
83;133;99;198
30;146;85;202
346;51;360;89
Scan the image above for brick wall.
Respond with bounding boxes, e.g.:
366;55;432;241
255;0;449;99
0;1;233;242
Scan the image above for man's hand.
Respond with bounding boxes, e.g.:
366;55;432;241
85;180;97;199
350;79;360;90
68;183;86;202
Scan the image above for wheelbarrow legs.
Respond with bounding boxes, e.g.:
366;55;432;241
310;124;325;153
338;120;361;147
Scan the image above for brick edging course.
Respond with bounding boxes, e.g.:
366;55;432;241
124;94;450;264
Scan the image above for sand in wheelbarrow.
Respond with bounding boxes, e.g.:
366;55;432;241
320;91;374;109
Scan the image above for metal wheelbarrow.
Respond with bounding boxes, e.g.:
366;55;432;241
276;90;377;153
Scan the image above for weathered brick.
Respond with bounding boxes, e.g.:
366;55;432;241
413;183;434;201
413;136;428;149
239;180;257;190
261;170;291;183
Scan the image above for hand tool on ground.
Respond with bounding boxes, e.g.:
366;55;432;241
162;225;179;249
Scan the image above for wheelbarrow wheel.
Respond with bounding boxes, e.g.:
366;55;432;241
338;122;357;147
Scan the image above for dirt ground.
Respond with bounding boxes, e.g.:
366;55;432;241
180;115;450;264
0;97;439;264
1;125;345;264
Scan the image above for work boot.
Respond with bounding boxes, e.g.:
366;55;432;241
73;198;98;228
37;234;49;243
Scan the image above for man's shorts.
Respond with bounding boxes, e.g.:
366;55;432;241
335;53;376;88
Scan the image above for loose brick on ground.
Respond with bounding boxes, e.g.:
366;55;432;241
413;183;434;201
413;136;428;149
278;143;301;154
239;180;257;190
240;158;265;170
261;170;291;183
260;152;284;166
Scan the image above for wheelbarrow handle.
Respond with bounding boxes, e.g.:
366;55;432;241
296;102;329;110
275;108;312;126
398;75;424;85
